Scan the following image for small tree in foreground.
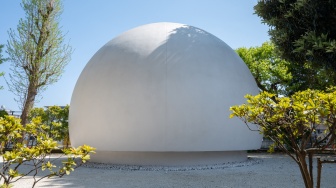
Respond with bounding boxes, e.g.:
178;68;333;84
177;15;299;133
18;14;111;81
0;115;95;188
230;89;336;188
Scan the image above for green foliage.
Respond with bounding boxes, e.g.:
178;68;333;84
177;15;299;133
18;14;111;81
236;42;292;96
0;110;8;118
230;89;336;150
286;61;336;94
254;0;336;69
0;116;23;149
230;89;336;188
6;0;72;126
0;115;95;188
0;44;5;64
28;105;70;147
0;44;6;90
254;1;336;92
236;41;335;95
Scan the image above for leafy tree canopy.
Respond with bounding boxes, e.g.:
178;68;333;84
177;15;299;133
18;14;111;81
28;105;70;147
236;42;292;96
254;0;336;72
286;60;336;94
237;41;335;96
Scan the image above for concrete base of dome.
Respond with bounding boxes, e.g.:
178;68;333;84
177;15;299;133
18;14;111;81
90;151;247;166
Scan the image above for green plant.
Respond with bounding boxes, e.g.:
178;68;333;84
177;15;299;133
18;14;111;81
254;0;336;70
0;115;95;188
28;105;70;148
236;42;292;96
0;111;8;118
230;89;336;188
7;0;72;126
0;44;6;90
254;1;336;92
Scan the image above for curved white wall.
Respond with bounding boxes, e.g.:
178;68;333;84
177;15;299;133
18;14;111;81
70;22;262;164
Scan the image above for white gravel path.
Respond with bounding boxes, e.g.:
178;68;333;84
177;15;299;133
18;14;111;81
4;152;336;188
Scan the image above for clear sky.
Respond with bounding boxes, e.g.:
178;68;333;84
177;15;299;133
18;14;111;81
0;0;269;111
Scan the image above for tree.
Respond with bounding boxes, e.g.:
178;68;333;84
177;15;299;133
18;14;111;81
0;44;6;90
58;105;70;147
230;89;336;188
0;115;95;188
236;42;335;96
286;61;336;94
28;105;70;148
236;42;292;96
254;0;336;90
6;0;72;126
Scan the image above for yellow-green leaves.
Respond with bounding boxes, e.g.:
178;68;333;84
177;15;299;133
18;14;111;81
38;139;58;152
81;154;91;163
0;184;13;188
3;151;22;162
61;158;77;175
0;115;95;188
0;116;23;149
8;169;21;178
66;144;96;163
230;89;336;152
57;145;96;176
42;161;56;171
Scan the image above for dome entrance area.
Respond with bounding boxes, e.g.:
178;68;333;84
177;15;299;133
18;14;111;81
69;22;262;165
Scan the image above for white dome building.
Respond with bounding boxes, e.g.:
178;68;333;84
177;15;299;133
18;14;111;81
70;22;261;166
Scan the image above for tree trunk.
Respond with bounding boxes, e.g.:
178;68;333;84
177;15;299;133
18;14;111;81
20;84;37;126
297;153;313;188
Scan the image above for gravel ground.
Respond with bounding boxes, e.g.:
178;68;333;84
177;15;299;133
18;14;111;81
4;152;336;188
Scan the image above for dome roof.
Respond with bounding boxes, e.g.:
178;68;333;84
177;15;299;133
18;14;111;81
69;22;261;157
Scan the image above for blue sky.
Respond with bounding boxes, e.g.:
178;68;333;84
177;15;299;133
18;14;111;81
0;0;269;111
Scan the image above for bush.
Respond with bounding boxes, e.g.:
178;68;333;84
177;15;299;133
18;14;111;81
0;115;95;188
